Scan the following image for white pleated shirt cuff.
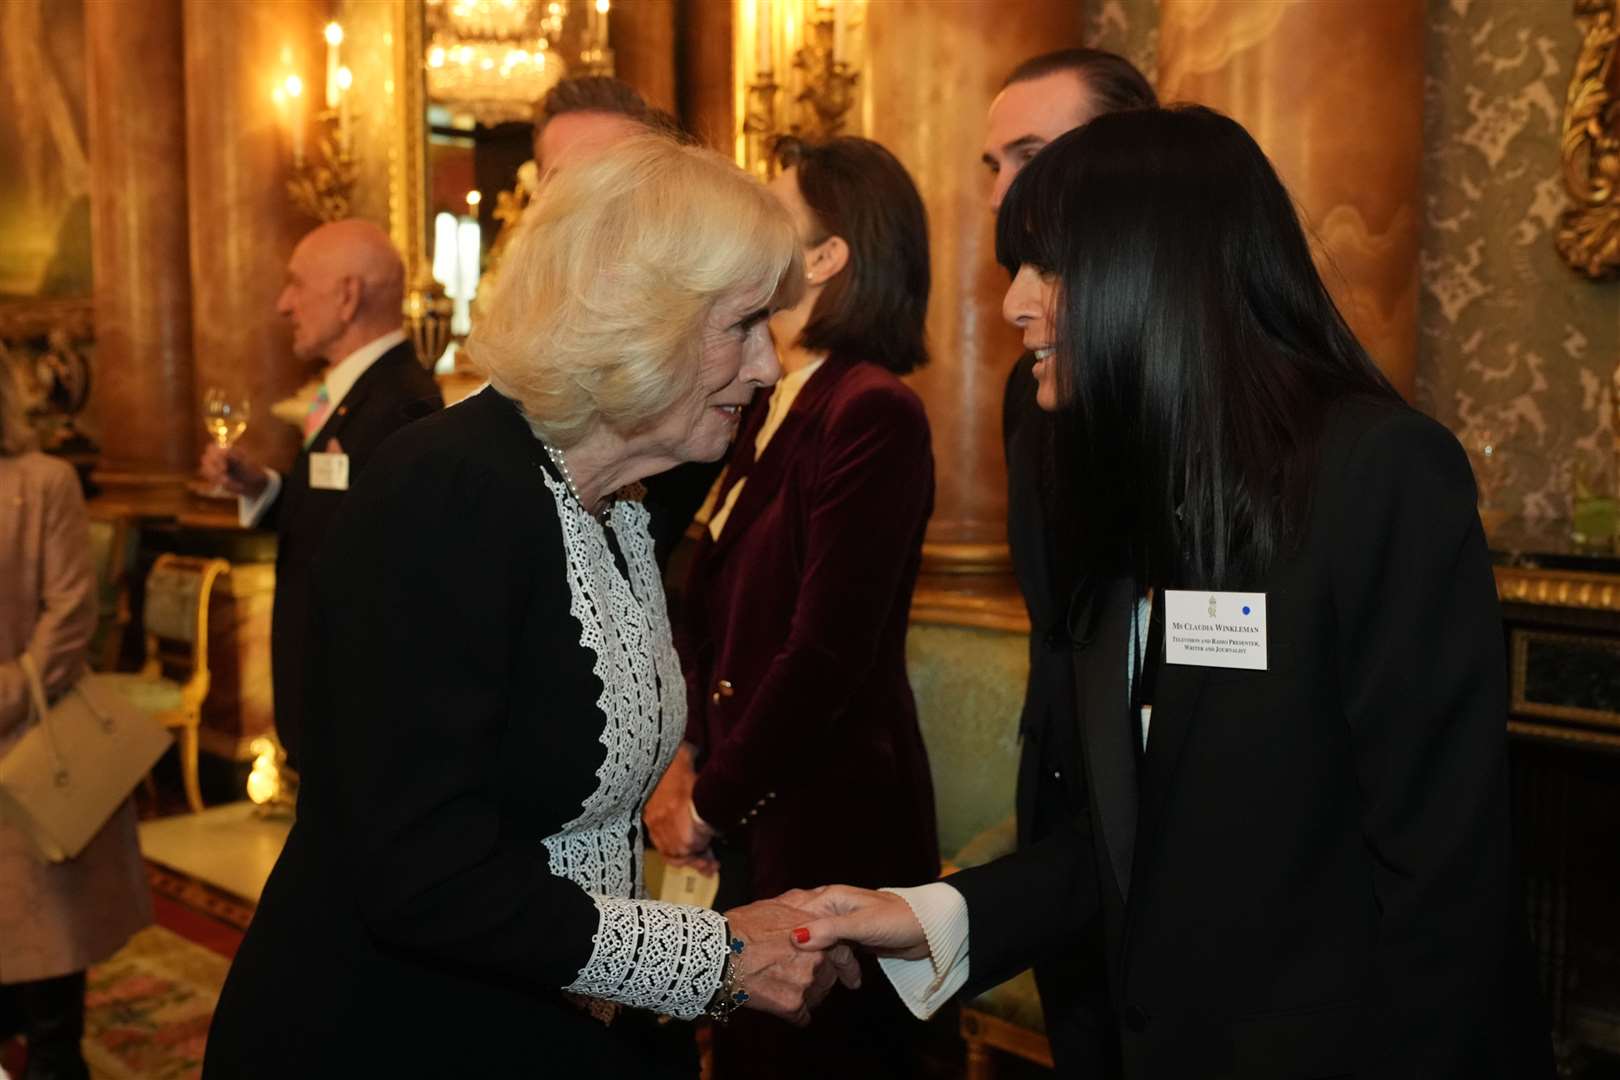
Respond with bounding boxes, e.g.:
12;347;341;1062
877;881;970;1020
239;467;282;528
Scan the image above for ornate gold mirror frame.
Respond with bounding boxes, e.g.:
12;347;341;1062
384;1;443;359
1558;0;1620;279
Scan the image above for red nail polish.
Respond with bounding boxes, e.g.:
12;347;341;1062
793;927;810;944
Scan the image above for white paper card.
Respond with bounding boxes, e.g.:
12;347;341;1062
1164;590;1267;670
308;452;350;491
658;863;720;909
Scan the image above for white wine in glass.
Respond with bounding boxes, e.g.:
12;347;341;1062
202;387;251;497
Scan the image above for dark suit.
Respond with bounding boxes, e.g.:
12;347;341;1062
680;355;939;1078
258;340;441;765
1003;355;1115;1068
958;397;1551;1078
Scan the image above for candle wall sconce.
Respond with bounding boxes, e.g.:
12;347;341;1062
736;0;866;178
273;23;358;223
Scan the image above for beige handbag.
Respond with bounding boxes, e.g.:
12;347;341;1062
0;654;171;862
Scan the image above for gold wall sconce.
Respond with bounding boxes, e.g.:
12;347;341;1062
735;0;867;178
1557;0;1620;280
273;22;359;223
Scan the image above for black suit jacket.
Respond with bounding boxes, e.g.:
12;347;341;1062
960;397;1551;1079
206;387;698;1078
1004;356;1115;1068
260;341;441;764
1004;354;1086;843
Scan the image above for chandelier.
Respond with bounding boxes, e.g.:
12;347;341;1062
425;0;588;126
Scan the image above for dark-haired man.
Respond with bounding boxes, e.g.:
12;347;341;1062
986;48;1155;1075
532;74;690;176
481;75;712;566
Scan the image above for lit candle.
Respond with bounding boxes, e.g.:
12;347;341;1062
284;73;305;162
756;0;772;73
594;0;610;47
271;82;287;149
324;22;343;109
832;2;847;62
337;66;353;152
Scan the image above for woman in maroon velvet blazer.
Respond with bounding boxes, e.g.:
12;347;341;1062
646;136;939;1079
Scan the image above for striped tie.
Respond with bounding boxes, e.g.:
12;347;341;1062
302;385;332;447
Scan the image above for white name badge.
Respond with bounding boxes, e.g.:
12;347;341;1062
308;452;350;491
1164;590;1267;670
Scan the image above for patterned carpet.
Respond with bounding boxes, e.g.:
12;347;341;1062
81;925;229;1080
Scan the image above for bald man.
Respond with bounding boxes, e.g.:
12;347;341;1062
200;219;442;766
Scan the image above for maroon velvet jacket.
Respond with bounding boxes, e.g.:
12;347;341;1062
680;354;940;897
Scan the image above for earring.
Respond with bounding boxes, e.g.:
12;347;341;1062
806;273;818;285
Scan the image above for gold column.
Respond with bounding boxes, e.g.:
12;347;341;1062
1159;0;1424;397
612;0;678;114
864;0;1083;571
183;0;327;470
85;0;196;492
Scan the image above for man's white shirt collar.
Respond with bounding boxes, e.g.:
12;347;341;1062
322;328;408;412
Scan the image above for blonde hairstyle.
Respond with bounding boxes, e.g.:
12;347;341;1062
467;134;803;446
0;360;37;457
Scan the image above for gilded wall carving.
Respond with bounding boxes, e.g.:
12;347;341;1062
1086;0;1158;83
1418;0;1620;520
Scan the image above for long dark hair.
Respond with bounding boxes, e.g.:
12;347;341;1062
997;105;1399;589
775;136;930;374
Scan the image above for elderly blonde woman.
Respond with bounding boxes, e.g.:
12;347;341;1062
0;365;150;1080
204;136;851;1079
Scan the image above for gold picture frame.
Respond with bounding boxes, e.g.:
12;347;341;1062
1557;0;1620;279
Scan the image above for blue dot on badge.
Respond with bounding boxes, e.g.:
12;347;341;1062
1242;605;1252;616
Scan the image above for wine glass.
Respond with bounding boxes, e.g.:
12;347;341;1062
1464;424;1513;536
201;387;251;497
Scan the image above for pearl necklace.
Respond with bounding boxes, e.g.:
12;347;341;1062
541;439;610;522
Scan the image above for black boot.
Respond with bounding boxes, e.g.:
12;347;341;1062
18;973;89;1080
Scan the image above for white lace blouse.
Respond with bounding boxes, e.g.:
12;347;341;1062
536;467;729;1019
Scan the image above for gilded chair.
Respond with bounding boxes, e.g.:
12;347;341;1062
86;513;136;672
906;620;1054;1079
101;555;231;813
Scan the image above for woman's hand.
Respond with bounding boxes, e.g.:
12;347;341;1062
724;899;861;1026
777;885;931;961
645;744;714;857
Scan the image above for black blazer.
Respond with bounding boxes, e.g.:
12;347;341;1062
1004;354;1087;846
260;341;441;764
205;387;698;1078
1004;357;1116;1068
956;397;1551;1079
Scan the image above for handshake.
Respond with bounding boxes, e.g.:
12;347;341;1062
646;745;937;1026
702;886;935;1027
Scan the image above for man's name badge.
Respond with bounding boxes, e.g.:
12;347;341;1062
1164;590;1267;670
308;452;350;491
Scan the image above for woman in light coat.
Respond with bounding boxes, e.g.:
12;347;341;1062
0;364;149;1080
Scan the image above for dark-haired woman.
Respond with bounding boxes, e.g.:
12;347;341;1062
785;107;1551;1079
644;136;938;1079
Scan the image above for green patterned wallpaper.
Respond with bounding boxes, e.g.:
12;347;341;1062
1087;0;1619;519
1419;0;1617;519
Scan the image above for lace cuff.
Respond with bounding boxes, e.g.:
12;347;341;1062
564;896;730;1020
